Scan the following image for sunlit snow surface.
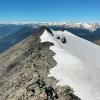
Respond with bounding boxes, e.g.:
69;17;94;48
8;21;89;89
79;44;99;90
40;29;100;100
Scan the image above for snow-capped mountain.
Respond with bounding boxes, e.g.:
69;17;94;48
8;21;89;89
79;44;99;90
66;22;100;31
0;27;81;100
0;21;100;31
0;21;35;25
0;26;100;100
38;22;100;31
40;29;100;100
0;22;100;53
43;22;100;42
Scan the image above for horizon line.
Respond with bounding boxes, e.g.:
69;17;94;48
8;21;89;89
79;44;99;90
0;20;100;24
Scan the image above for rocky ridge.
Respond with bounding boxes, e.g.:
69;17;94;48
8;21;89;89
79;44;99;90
0;27;80;100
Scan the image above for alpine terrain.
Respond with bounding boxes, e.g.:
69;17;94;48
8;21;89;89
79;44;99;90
0;25;100;100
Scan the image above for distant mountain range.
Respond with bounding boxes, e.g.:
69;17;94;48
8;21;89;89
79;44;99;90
0;22;100;53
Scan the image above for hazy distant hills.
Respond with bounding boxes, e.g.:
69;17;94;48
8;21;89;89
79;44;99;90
0;24;24;37
0;24;38;53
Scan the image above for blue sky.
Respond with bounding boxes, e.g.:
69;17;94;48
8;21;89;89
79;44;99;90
0;0;100;22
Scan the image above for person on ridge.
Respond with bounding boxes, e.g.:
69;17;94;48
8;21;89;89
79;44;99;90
43;84;58;100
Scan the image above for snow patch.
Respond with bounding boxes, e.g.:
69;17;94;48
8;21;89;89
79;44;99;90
40;29;100;100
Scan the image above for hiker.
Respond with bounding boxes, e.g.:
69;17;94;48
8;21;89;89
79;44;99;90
43;84;58;100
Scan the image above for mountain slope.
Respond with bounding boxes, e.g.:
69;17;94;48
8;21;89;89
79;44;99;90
0;22;100;53
0;24;22;37
0;25;38;53
0;27;80;100
40;29;100;100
